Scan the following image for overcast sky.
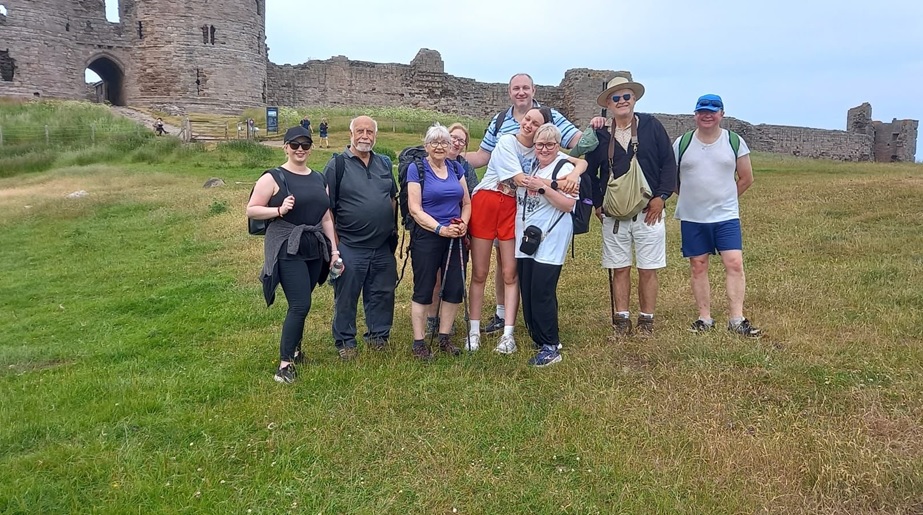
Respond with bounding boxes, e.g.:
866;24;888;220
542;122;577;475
107;0;922;159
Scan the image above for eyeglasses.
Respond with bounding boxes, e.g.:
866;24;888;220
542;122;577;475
534;142;558;150
428;141;450;149
451;137;467;146
696;100;723;109
288;142;311;150
611;93;632;103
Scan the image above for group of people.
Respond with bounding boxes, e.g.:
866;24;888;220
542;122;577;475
299;116;330;148
247;73;761;383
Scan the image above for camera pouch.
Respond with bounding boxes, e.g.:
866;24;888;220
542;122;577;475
519;225;543;256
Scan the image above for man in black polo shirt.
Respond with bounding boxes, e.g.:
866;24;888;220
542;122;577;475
324;115;398;360
585;77;677;338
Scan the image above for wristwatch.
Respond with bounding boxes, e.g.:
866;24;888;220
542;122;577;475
550;180;559;191
538;187;546;195
659;193;670;201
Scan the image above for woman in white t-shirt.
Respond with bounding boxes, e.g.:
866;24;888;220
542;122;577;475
515;123;577;367
466;107;553;355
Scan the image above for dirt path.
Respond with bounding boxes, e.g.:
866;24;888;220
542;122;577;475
109;106;183;136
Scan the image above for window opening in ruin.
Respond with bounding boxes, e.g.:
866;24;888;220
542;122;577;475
196;68;203;95
209;25;216;45
66;22;70;31
1;50;15;81
104;0;120;23
0;4;8;18
137;21;143;39
201;25;209;44
256;1;261;15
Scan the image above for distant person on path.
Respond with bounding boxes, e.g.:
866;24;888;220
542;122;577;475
300;116;312;138
585;77;677;338
319;117;329;148
424;122;480;338
463;73;597;339
516;123;577;367
247;126;338;383
323;115;398;360
406;123;472;360
673;94;761;337
154;118;168;136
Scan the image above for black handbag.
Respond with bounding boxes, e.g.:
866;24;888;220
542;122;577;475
248;168;289;236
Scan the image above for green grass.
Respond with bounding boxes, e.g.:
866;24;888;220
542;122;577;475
1;102;922;513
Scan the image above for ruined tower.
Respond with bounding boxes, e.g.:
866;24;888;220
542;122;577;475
0;0;267;112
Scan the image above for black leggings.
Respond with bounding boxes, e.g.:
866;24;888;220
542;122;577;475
278;257;323;361
517;258;563;348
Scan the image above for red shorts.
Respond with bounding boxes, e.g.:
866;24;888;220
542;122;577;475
469;189;516;241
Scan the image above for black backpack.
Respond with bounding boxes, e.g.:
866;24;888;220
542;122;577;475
396;146;429;229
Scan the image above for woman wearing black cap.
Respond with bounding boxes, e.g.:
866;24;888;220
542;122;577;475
247;126;340;383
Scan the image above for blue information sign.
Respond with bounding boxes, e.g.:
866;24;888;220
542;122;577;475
266;107;279;133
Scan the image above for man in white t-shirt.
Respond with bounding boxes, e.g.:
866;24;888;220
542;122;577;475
673;94;761;337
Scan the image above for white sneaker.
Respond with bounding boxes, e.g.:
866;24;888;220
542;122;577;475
465;333;480;352
494;334;517;354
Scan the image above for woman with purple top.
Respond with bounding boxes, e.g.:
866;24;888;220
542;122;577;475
406;123;472;360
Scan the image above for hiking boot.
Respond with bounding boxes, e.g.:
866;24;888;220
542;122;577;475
528;345;563;367
425;317;439;338
368;337;388;351
636;316;654;338
338;347;357;361
494;334;517;355
688;319;716;333
483;314;505;334
437;334;461;356
464;333;480;352
729;318;762;338
412;342;433;361
273;363;296;384
613;316;633;337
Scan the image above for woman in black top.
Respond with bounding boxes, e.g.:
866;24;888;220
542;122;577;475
247;126;340;384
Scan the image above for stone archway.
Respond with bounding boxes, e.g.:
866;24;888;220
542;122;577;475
86;53;125;106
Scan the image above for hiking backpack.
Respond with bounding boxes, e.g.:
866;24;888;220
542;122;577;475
397;146;429;229
676;129;741;192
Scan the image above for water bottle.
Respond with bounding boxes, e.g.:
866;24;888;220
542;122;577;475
328;258;344;285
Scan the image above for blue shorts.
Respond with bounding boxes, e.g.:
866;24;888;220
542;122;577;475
680;219;743;258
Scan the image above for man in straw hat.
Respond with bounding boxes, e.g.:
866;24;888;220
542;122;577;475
584;76;677;338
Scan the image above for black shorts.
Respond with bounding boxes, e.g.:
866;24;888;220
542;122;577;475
410;225;467;304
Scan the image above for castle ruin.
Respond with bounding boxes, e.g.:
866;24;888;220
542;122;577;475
0;0;916;162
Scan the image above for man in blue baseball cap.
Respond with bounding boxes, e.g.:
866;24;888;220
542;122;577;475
672;94;761;338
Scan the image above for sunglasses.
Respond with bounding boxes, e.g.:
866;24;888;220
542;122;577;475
611;93;632;103
288;142;311;150
534;142;558;150
696;100;723;109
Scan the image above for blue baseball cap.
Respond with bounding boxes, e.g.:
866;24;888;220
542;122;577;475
695;94;724;112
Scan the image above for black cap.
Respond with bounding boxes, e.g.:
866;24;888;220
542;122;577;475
283;126;312;144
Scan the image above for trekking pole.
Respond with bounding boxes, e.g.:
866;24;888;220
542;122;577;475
608;268;616;326
458;236;470;351
429;237;456;351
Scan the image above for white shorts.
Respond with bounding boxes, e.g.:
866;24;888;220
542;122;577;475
601;215;666;269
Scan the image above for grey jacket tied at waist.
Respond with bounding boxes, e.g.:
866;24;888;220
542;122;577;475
260;218;331;306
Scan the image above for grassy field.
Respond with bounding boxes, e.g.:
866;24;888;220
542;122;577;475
1;102;922;513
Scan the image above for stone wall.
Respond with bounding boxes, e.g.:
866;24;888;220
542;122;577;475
0;0;267;112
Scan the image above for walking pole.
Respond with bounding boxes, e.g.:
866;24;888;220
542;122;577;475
608;268;616;326
458;236;470;351
429;237;456;351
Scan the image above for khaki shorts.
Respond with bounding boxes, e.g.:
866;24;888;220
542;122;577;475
601;214;666;269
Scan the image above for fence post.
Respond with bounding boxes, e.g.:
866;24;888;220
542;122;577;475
225;122;228;141
0;125;3;146
45;125;50;144
91;124;96;144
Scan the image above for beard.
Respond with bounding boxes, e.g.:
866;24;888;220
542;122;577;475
353;141;373;153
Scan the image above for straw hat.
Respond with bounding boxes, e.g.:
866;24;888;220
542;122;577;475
596;76;645;108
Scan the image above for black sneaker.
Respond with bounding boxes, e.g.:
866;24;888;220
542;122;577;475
613;316;633;337
688;319;715;333
338;347;357;361
437;334;461;356
273;364;296;384
729;319;762;338
483;314;504;334
368;337;388;351
412;342;433;361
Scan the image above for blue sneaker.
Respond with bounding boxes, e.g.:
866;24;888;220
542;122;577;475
528;345;562;367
